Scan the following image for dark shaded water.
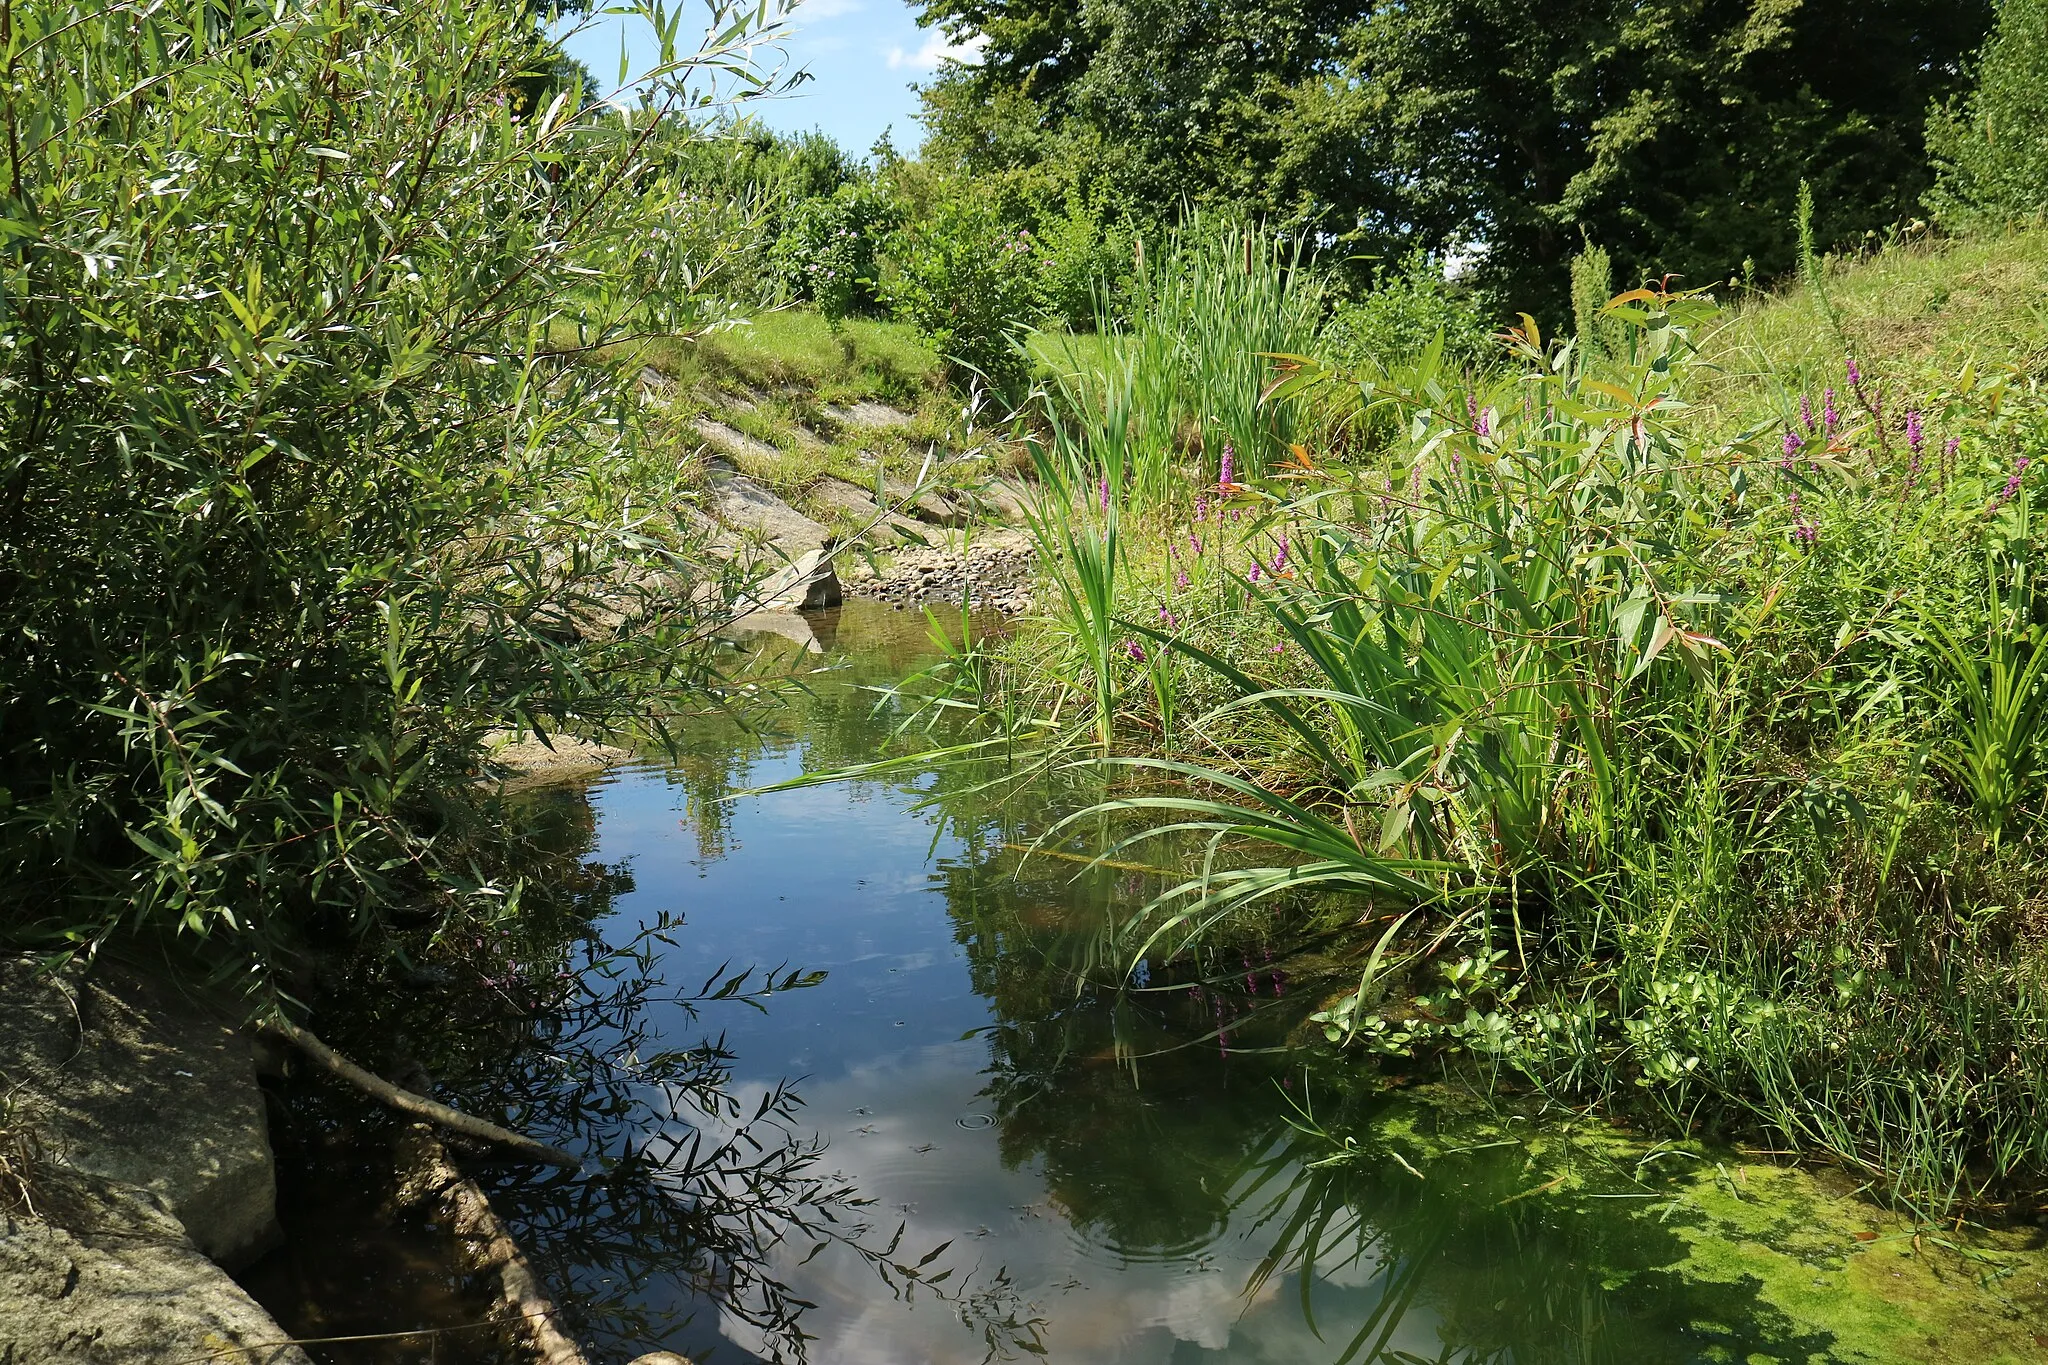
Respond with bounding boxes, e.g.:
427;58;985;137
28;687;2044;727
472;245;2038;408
250;600;2048;1365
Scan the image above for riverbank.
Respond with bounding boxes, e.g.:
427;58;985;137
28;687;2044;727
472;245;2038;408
912;226;2048;1223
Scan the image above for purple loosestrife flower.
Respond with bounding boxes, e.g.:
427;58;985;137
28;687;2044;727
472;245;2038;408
1194;495;1209;522
1801;394;1816;432
1158;606;1178;628
1218;444;1235;490
1476;409;1493;439
1098;477;1110;512
1824;389;1840;435
1846;357;1862;389
1174;570;1190;590
1189;532;1203;556
1124;638;1147;662
1270;539;1288;572
1783;428;1804;470
1997;456;2033;505
1906;410;1924;455
1246;563;1263;584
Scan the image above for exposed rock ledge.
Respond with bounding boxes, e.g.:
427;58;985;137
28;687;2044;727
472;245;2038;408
1;958;310;1365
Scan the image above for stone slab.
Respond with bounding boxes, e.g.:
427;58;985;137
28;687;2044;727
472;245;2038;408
0;960;278;1268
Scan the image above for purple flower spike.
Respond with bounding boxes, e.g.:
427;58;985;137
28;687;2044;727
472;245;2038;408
1782;428;1803;469
1247;563;1262;584
1124;638;1147;662
1846;357;1862;389
1801;394;1815;433
1175;570;1190;589
1906;410;1924;455
1098;477;1110;512
1189;532;1203;556
1218;444;1235;490
1824;388;1839;434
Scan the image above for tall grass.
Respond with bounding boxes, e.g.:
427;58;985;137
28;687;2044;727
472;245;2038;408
1038;219;1325;497
1020;272;2048;1217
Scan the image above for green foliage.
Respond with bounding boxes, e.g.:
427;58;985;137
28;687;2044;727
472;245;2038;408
919;0;1993;316
985;265;2048;1213
1926;0;2048;227
771;181;898;324
0;0;775;990
886;197;1048;393
1033;197;1138;331
1569;244;1621;363
1325;251;1496;372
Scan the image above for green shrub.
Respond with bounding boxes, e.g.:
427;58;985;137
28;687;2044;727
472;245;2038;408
0;0;770;996
1926;0;2048;226
1322;250;1496;371
886;197;1048;394
771;181;898;324
1034;197;1138;331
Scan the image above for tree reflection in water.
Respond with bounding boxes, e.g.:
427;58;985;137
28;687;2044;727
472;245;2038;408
270;773;1043;1364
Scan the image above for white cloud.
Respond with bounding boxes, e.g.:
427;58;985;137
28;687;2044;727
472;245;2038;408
884;30;986;71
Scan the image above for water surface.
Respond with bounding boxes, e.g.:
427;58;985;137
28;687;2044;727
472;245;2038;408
498;600;2048;1365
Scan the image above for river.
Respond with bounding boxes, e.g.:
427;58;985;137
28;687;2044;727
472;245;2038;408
252;600;2048;1365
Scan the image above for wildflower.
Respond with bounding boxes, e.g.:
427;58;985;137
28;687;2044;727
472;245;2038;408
1123;638;1147;662
1476;409;1493;439
1158;606;1178;628
1906;410;1924;456
1188;532;1203;556
1997;456;2032;505
1174;570;1189;590
1823;388;1839;435
1270;642;1285;654
1247;563;1263;583
1782;428;1803;470
1270;539;1288;573
1098;477;1110;512
1846;356;1862;389
1194;495;1209;522
1218;444;1236;490
1801;394;1815;432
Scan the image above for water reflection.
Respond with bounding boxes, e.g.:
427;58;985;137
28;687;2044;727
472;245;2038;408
261;601;2044;1363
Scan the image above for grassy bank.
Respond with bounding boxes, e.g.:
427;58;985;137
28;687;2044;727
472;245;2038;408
935;224;2048;1220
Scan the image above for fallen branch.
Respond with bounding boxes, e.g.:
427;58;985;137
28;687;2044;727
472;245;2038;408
395;1125;591;1365
260;1017;582;1169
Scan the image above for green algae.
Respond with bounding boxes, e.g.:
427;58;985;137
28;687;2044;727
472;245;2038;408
1344;1085;2048;1363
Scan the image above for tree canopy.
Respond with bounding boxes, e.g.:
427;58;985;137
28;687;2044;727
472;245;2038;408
914;0;1994;310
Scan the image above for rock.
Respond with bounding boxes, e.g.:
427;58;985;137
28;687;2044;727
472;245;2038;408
808;478;927;544
723;609;823;654
0;959;306;1364
486;730;634;788
690;417;783;466
859;457;970;528
822;400;915;431
0;959;279;1268
705;462;828;551
969;475;1035;523
742;545;842;613
0;1167;311;1365
628;1354;696;1365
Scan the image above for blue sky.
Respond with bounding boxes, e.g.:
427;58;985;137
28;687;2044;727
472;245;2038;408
558;0;982;158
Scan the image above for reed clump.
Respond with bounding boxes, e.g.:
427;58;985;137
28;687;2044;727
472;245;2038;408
977;241;2048;1219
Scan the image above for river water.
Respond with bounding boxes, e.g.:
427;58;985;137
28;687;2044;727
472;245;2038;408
254;600;2048;1365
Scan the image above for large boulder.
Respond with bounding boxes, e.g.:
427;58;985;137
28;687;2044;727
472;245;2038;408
0;1166;310;1365
1;958;304;1364
0;960;278;1266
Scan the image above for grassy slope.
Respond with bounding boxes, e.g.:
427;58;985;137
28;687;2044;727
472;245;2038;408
1693;227;2048;429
